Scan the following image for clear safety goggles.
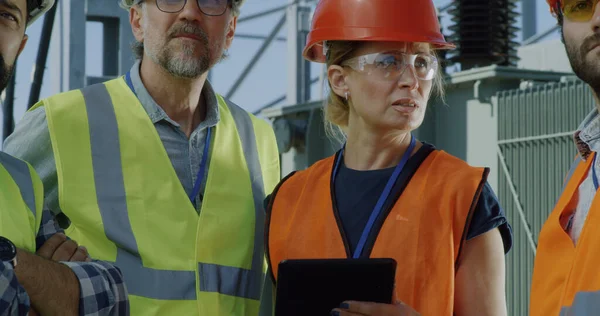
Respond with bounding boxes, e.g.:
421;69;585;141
560;0;600;22
342;52;438;82
136;0;231;16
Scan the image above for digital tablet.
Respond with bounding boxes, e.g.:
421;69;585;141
274;258;397;316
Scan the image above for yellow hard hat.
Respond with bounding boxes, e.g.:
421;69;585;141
119;0;141;10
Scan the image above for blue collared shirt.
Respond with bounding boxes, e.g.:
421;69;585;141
568;109;600;244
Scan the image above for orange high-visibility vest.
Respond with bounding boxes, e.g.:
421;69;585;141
531;153;600;316
266;150;488;315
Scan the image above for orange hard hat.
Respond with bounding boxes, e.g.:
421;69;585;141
546;0;561;16
303;0;455;63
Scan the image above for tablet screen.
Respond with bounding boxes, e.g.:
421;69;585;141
275;258;396;316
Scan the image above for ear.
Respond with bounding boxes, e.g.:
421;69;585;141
224;15;237;50
327;65;349;99
17;34;29;57
130;6;144;43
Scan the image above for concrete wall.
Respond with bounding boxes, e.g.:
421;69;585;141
517;39;573;73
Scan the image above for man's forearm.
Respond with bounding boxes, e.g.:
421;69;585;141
14;249;79;316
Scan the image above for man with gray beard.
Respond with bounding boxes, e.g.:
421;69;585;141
531;1;600;315
4;0;281;315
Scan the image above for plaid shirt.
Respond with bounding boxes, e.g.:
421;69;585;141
0;210;129;315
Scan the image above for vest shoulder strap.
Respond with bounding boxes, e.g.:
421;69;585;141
0;152;39;218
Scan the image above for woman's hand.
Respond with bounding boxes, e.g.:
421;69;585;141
330;300;420;316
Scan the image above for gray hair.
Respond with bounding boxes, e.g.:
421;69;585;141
119;0;245;17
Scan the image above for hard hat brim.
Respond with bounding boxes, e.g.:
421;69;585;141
303;30;456;63
302;0;456;63
27;0;55;27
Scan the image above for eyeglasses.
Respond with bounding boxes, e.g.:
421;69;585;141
560;0;599;22
147;0;231;16
342;52;438;82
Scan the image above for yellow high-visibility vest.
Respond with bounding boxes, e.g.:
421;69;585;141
0;152;43;252
33;77;280;315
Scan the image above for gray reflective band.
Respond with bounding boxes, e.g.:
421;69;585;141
560;291;600;316
117;247;196;300
82;85;266;301
199;263;263;299
197;98;266;300
0;152;36;216
82;84;196;300
258;273;274;316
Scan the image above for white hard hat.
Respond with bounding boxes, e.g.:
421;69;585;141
27;0;55;27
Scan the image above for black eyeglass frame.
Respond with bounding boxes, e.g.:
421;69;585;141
135;0;232;16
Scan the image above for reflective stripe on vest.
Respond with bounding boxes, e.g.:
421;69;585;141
205;96;266;298
80;83;198;300
40;77;280;315
0;152;42;252
0;152;36;217
560;291;600;316
80;82;267;299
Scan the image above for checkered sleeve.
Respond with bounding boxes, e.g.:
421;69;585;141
35;209;64;250
35;210;129;315
61;261;129;316
0;262;29;316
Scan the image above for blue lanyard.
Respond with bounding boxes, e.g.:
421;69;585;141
593;154;599;191
189;128;212;203
333;134;416;258
125;71;135;95
124;71;212;204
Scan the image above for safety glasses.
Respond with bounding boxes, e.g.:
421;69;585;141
141;0;231;16
343;52;438;82
560;0;600;22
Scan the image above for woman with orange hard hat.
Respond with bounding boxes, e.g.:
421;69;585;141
265;0;513;315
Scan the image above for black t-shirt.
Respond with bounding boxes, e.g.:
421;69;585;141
333;143;513;256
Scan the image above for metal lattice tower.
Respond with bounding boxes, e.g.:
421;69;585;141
48;0;135;93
